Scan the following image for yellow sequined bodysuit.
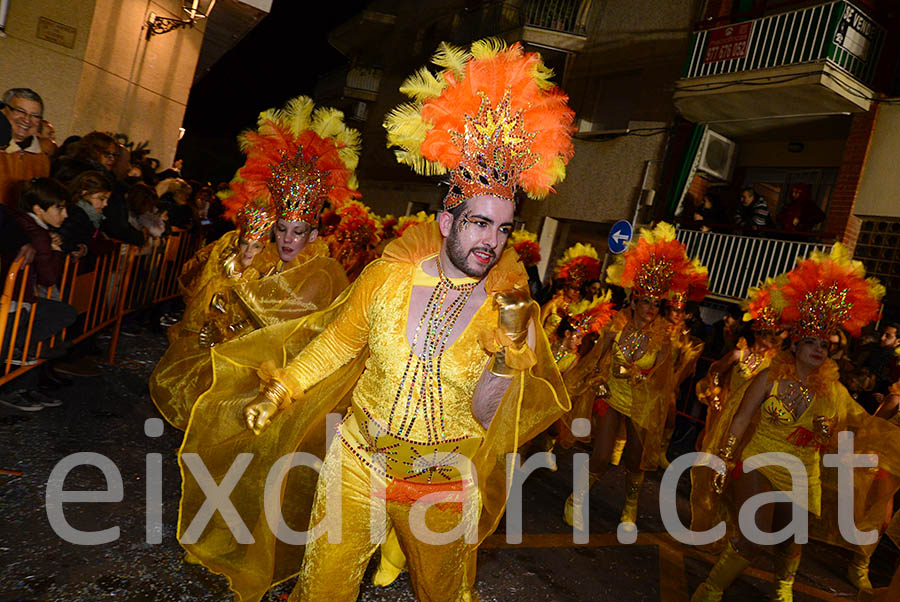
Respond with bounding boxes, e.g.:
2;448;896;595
606;330;659;418
740;381;834;515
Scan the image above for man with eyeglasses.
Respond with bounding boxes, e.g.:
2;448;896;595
0;88;51;209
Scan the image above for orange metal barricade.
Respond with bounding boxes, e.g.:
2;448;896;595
0;229;204;386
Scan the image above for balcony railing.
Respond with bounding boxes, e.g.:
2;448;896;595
315;66;382;103
452;0;589;43
683;1;884;87
522;0;590;36
675;228;832;300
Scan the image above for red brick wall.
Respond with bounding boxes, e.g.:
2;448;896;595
824;108;879;252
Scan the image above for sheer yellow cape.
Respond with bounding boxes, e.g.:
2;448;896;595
176;222;569;602
150;237;346;430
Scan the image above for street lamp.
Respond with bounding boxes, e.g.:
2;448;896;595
146;0;216;39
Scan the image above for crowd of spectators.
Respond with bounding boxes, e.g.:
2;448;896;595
679;183;827;237
0;87;231;412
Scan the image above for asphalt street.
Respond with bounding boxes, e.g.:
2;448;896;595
1;325;897;601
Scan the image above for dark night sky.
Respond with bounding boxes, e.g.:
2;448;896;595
178;0;369;184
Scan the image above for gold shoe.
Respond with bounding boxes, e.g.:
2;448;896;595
563;492;577;528
771;549;801;601
619;470;644;525
847;553;873;592
691;541;752;602
372;528;407;587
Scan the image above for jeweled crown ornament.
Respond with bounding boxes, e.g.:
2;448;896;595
385;38;575;209
606;222;706;302
233;199;274;243
445;91;538;208
267;147;329;224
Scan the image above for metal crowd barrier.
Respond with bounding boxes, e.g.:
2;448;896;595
0;228;203;387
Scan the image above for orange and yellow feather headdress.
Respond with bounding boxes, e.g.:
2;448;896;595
742;278;781;331
555;243;602;289
384;39;575;209
775;243;883;338
509;229;541;268
223;96;361;226
607;222;706;302
569;290;616;336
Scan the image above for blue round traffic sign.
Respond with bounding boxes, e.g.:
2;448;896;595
608;220;633;255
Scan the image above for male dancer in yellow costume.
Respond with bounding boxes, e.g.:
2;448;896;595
177;39;574;602
150;97;353;429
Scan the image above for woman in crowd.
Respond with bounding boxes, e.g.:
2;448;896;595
690;244;900;602
52;131;144;247
563;222;702;529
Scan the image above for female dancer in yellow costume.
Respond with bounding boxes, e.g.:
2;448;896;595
691;244;900;602
541;243;600;340
149;202;274;429
149;96;356;430
657;272;708;468
563;222;703;530
691;279;782;541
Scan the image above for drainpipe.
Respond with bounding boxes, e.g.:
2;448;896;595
0;0;10;38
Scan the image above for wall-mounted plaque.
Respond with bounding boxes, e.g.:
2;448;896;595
37;17;77;49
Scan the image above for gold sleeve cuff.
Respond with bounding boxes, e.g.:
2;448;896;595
257;360;303;407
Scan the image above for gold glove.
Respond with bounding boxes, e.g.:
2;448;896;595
222;250;241;278
198;321;225;348
243;379;291;435
713;433;738;494
813;415;835;447
209;291;227;314
488;288;531;377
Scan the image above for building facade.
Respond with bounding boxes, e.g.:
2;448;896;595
0;0;270;167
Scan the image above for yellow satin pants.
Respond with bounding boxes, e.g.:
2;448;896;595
291;436;480;602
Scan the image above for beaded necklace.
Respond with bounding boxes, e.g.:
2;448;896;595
387;256;478;442
618;322;650;363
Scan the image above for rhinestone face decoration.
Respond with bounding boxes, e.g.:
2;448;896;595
445;90;538;209
266;146;330;224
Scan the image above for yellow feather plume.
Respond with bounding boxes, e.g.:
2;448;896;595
509;229;538;245
469;37;507;59
556;242;599;267
399;66;446;101
432;41;470;78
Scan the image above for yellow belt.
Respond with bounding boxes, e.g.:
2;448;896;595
340;404;482;484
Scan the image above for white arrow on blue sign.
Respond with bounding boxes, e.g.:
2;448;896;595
608;220;633;255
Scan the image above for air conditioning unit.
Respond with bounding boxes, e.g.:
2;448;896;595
697;129;737;182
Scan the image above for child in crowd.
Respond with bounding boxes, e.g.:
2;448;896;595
126;181;166;241
58;170;112;257
0;178;80;410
